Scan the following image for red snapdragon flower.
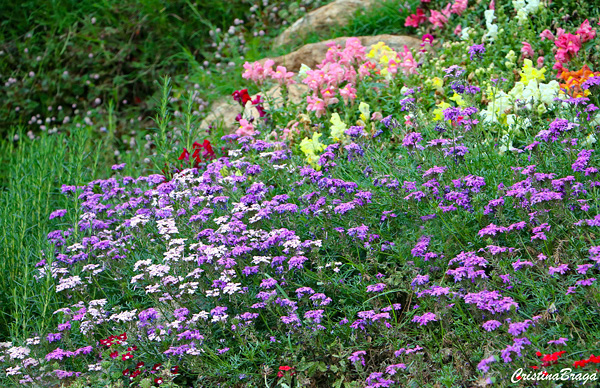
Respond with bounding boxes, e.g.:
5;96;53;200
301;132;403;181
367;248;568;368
178;139;216;169
232;89;251;106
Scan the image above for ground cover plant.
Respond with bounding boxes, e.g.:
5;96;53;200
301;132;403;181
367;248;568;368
2;0;600;387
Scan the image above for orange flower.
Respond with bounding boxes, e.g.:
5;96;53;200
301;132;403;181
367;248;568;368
559;65;600;97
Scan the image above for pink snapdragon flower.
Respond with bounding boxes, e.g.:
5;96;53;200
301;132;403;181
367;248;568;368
539;29;555;41
398;46;418;75
343;37;366;64
537;56;545;68
303;69;327;91
272;66;296;85
236;119;255;136
340;84;357;104
451;0;468;16
307;95;326;118
454;24;462;36
521;42;535;58
554;33;581;64
241;59;275;84
320;86;339;105
577;19;596;43
358;62;375;79
405;8;427;28
429;10;448;29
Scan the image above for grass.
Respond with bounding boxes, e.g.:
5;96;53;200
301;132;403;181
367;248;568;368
0;126;107;340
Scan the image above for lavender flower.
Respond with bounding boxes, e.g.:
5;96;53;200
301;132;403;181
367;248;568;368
348;350;366;367
412;312;437;326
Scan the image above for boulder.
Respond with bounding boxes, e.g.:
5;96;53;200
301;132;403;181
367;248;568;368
273;0;376;48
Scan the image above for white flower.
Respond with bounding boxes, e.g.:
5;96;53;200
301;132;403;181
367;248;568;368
461;27;471;41
7;346;30;360
299;64;311;78
539;80;560;105
484;10;496;25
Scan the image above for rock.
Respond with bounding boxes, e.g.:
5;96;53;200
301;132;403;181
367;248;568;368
273;0;376;48
200;84;309;131
260;83;310;110
199;98;240;132
261;35;422;72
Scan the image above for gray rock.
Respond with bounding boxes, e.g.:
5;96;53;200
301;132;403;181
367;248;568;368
273;0;376;48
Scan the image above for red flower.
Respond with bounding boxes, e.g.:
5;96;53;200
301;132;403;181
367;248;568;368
118;333;127;341
540;350;566;366
122;368;130;376
232;89;251;106
178;148;190;162
171;365;179;375
152;363;162;371
277;371;284;378
130;369;141;379
100;338;113;347
279;366;293;371
136;361;145;369
127;346;138;352
574;354;600;368
110;351;119;359
251;95;267;118
122;352;133;361
405;8;426;28
154;377;164;385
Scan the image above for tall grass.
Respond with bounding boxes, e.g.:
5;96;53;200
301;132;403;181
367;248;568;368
0;126;111;341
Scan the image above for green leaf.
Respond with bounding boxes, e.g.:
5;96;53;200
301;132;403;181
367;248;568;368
317;361;327;373
333;377;344;388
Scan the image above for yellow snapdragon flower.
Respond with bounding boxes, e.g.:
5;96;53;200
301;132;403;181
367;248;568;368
520;59;546;85
358;102;370;123
300;132;326;170
329;113;347;143
432;101;451;121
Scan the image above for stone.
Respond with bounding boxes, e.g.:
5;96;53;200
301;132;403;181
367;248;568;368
199;98;240;132
273;0;376;48
260;35;422;72
200;84;309;131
